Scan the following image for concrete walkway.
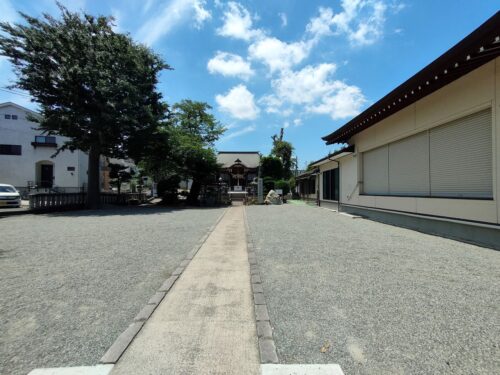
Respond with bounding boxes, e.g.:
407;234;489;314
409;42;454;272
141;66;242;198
110;206;260;375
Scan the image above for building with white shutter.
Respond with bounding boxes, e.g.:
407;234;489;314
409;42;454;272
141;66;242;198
315;12;500;248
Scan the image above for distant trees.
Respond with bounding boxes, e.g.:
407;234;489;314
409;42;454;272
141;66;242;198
271;128;294;179
0;5;228;207
0;5;169;208
108;161;135;194
141;100;225;204
260;128;296;194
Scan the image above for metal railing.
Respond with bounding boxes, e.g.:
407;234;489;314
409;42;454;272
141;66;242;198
29;192;147;211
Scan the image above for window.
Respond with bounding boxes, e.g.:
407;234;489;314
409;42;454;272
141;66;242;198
322;168;339;201
4;114;11;119
35;135;56;143
12;115;18;120
0;144;22;155
362;108;492;199
67;166;75;171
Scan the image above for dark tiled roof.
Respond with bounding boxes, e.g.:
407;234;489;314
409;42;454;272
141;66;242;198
322;12;500;145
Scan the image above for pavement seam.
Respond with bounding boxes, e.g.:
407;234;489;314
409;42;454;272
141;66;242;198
99;206;230;365
243;206;279;364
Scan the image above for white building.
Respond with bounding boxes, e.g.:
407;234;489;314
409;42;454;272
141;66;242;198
0;102;88;194
313;12;500;248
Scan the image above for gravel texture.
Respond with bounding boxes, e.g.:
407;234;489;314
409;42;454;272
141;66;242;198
246;205;500;375
0;206;224;375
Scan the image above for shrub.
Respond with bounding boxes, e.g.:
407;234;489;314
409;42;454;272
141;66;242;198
275;179;290;195
263;177;275;192
157;175;181;204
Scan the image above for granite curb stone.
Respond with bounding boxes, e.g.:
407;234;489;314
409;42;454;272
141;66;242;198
99;207;230;365
133;304;157;322
243;207;279;365
100;322;144;364
147;292;166;305
259;339;279;364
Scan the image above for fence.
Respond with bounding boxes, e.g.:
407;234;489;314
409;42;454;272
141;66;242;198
29;192;147;211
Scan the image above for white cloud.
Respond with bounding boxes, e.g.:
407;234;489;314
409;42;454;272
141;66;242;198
332;0;387;46
279;12;287;27
263;63;365;120
136;0;211;46
220;124;256;141
306;0;389;46
207;52;254;80
259;94;284;114
215;84;260;120
272;63;338;104
143;0;156;14
248;37;312;73
306;7;334;41
0;0;18;24
216;2;263;41
307;82;366;120
193;0;211;28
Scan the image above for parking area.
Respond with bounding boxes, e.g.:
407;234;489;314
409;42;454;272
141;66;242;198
0;206;225;375
246;205;500;374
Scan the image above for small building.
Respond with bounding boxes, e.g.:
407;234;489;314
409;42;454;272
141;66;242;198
317;12;500;248
217;151;260;192
0;102;89;194
295;168;319;201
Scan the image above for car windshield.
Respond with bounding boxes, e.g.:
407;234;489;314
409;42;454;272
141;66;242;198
0;186;16;193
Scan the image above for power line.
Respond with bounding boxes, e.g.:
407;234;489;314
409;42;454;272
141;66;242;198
0;87;32;98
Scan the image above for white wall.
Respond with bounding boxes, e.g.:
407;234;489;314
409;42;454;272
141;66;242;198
339;58;500;224
0;103;88;190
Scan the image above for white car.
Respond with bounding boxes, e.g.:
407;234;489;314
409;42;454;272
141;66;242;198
0;184;22;208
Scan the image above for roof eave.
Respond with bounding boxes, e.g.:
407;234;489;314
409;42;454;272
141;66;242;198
322;11;500;145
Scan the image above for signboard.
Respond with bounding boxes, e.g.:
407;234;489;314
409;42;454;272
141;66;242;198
275;189;283;195
233;185;243;191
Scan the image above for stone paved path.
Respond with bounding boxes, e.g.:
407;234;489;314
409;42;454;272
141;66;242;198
110;206;260;375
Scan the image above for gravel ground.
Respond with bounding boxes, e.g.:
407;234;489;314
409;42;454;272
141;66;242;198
0;206;225;375
246;205;500;374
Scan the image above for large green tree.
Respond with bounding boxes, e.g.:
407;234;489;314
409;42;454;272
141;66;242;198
142;100;225;205
169;100;224;204
0;5;169;208
271;128;294;178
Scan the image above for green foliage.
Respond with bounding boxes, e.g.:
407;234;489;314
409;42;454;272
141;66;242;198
0;5;169;158
0;5;169;207
260;156;283;180
170;100;225;146
142;100;224;204
262;177;275;192
108;162;134;194
157;175;181;196
157;175;181;204
288;176;296;191
275;179;290;195
271;140;294;178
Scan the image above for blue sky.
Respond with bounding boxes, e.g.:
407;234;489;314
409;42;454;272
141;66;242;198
0;1;498;168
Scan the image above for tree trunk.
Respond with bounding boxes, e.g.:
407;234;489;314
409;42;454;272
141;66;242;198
187;179;201;205
87;144;101;209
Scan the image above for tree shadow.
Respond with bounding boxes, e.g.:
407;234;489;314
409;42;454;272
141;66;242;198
43;204;226;218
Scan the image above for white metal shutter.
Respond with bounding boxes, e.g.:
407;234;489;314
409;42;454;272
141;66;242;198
429;108;492;198
363;145;389;195
389;131;430;195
